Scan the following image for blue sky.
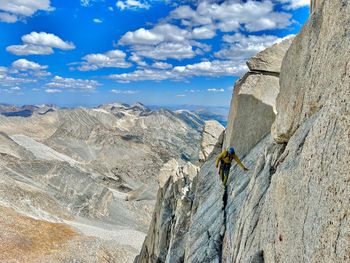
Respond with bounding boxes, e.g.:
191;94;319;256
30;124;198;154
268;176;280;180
0;0;309;107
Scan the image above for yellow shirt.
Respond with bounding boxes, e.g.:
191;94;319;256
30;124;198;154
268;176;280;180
216;150;246;170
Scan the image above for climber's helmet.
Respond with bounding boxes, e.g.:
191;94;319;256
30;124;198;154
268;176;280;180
228;147;235;155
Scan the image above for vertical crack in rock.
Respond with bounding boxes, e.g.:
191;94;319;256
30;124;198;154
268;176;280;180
218;187;229;262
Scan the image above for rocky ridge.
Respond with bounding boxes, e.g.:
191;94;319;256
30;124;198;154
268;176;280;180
0;103;58;117
135;2;349;262
0;103;223;262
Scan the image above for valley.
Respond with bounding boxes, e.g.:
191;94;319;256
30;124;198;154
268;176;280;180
0;102;224;262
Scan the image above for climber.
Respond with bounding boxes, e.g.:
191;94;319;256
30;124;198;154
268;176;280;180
216;147;248;186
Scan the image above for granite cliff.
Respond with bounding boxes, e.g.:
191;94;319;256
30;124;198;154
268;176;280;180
135;1;349;262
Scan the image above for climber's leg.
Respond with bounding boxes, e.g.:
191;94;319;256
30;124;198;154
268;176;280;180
222;165;230;187
219;167;224;182
222;165;228;187
223;173;228;186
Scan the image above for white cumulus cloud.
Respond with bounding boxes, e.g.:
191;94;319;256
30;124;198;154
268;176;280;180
0;0;53;23
0;12;17;23
22;32;75;50
120;28;164;45
173;60;247;77
136;42;195;60
0;70;37;87
76;49;131;71
151;62;173;69
185;89;200;93
10;86;21;90
119;23;190;46
108;69;179;83
9;59;51;79
12;59;48;71
93;18;102;23
107;59;247;83
278;0;310;10
7;32;75;56
111;89;139;94
191;26;216;39
119;23;210;60
45;88;62;93
170;1;292;32
46;76;101;92
6;44;53;56
216;33;282;61
116;0;150;10
117;0;295;62
207;88;225;92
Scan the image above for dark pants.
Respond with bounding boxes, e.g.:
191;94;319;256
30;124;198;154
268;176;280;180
219;163;231;186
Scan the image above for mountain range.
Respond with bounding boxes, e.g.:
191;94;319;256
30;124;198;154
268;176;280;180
0;102;224;262
0;103;229;126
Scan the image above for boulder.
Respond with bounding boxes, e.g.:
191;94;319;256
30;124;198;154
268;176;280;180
246;37;293;73
224;38;291;156
199;120;225;162
224;73;279;156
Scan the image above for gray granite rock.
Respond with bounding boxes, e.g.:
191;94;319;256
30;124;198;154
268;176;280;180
224;36;292;157
224;73;278;157
135;2;350;262
246;38;293;74
310;0;325;13
272;0;349;143
134;159;201;263
199;120;225;162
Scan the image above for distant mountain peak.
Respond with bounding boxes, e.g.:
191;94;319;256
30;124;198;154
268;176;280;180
0;103;58;117
130;102;151;112
99;102;128;109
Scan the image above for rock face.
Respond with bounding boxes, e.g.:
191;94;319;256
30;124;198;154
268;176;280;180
272;0;348;143
246;38;294;74
0;103;222;262
224;38;292;156
0;103;58;117
134;159;199;263
310;0;324;13
199;120;225;162
134;136;225;263
135;2;349;262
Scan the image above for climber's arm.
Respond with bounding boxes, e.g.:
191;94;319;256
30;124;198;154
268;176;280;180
216;152;225;168
232;154;248;171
